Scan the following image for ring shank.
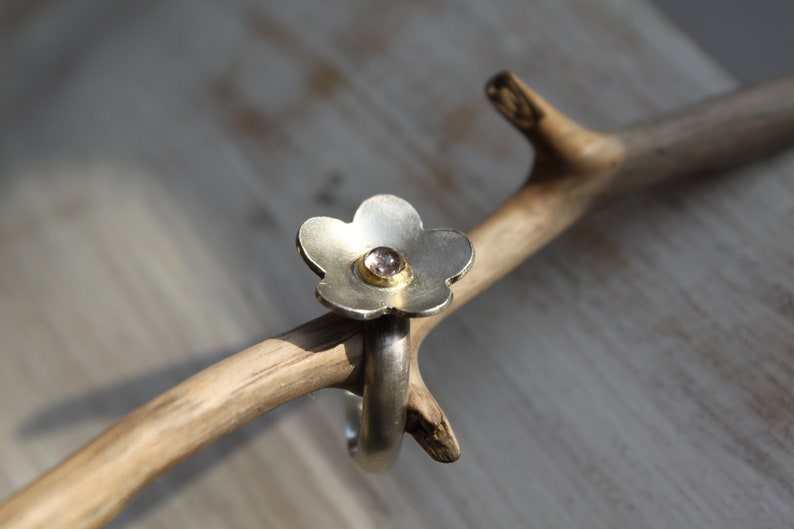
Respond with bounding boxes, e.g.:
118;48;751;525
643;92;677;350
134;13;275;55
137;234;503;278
345;315;410;473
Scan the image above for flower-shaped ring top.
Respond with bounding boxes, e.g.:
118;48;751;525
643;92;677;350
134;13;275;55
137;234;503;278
297;195;474;320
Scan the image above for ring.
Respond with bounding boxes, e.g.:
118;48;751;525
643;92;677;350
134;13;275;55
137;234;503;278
296;195;474;472
344;315;411;473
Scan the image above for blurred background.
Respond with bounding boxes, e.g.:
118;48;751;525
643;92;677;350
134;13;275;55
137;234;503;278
653;0;793;83
1;1;792;528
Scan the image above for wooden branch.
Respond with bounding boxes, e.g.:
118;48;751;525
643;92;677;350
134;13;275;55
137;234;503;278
2;71;794;529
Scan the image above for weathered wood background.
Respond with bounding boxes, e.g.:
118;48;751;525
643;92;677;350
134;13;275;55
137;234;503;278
2;1;793;527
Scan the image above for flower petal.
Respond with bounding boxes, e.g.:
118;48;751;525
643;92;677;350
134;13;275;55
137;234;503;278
297;216;362;277
392;281;454;317
408;228;474;286
352;195;424;251
316;271;392;319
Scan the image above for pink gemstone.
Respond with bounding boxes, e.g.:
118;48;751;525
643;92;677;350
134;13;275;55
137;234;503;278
363;247;404;278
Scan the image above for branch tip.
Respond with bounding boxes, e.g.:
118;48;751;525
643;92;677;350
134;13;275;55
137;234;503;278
405;378;461;462
486;70;609;169
486;70;544;133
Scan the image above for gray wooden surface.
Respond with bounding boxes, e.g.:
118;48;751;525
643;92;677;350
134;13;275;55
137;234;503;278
2;1;793;528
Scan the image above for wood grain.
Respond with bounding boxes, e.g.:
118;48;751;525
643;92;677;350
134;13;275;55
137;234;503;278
1;1;794;528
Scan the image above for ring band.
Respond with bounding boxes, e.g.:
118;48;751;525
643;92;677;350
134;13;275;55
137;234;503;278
344;315;410;473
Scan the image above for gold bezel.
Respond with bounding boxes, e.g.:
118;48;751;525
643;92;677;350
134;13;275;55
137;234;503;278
355;253;413;288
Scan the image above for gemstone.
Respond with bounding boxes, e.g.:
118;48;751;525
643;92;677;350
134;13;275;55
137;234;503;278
363;247;405;278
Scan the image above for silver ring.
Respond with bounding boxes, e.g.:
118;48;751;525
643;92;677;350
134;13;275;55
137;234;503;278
344;315;410;473
296;195;474;472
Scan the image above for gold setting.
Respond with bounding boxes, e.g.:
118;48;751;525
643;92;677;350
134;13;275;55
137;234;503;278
356;250;413;288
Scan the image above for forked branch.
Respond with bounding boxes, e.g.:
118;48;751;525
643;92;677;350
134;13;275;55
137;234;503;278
2;71;794;529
